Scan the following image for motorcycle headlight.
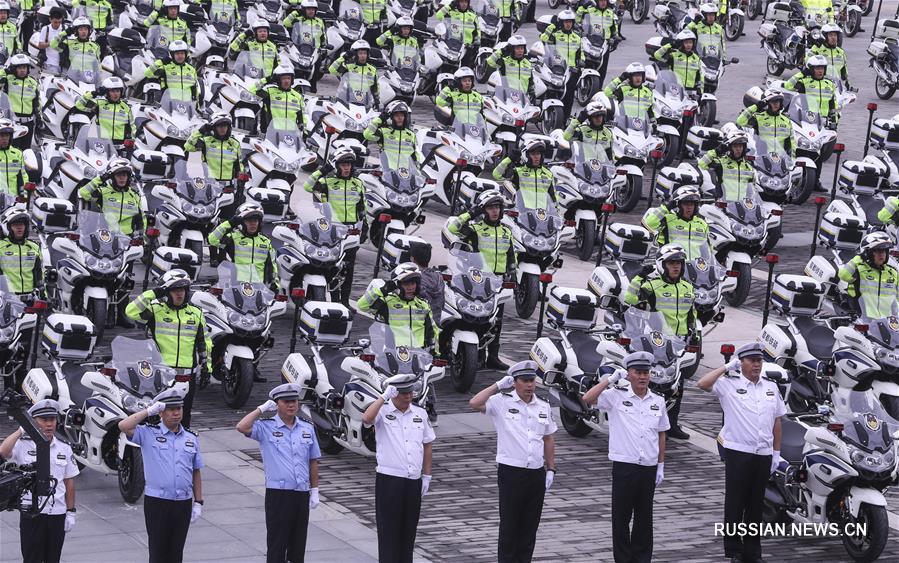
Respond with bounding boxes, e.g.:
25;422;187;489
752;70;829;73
660;106;676;118
457;297;492;316
83;165;98;179
761;175;784;188
386;190;415;207
228;311;242;324
875;345;899;368
623;145;640;158
649;366;675;385
501;112;514;125
548;75;564;87
0;324;16;343
166;124;182;138
344;117;363;131
84;254;98;268
121;392;150;414
240;89;260;104
848;444;893;472
193;204;212;217
459;150;475;163
579;182;607;198
273;158;297;172
797;136;818;150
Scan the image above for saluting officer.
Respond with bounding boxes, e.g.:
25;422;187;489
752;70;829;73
0;399;79;563
362;375;436;563
236;383;321;563
469;360;557;563
582;352;668;563
117;388;204;563
697;343;785;563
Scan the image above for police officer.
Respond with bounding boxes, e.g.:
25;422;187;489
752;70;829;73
72;0;113;34
698;130;754;201
0;399;79;563
358;0;388;42
118;388;204;563
576;0;620;41
653;29;703;95
0;54;39;149
229;19;279;78
364;100;417;169
624;243;695;440
469;361;556;563
303;147;365;304
435;66;485;125
435;0;480;68
492;0;521;40
539;9;582;108
784;55;837;122
282;0;327;92
50;17;100;73
604;62;654;120
486;35;536;101
125;270;212;428
582;352;669;563
837;232;899;318
375;16;421;61
446;189;515;369
642;185;709;260
78;158;144;237
253;64;306;134
736;88;794;154
493;138;556;208
328;40;379;105
357;262;440;351
409;241;444;322
808;23;850;87
697;343;785;563
687;3;727;61
144;0;192;45
143;40;200;102
75;77;135;144
0;119;23;196
208;203;277;292
185;113;242;185
236;383;321;563
562;99;614;160
0;2;20;56
362;374;435;563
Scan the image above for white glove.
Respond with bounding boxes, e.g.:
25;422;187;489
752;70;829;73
496;375;515;391
257;400;277;414
771;451;781;474
545;470;554;490
655;463;664;487
309;487;320;509
146;402;166;417
725;358;741;373
608;369;626;384
190;502;202;523
421;474;431;497
64;511;76;533
381;385;399;402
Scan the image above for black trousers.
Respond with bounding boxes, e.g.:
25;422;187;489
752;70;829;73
375;473;423;563
182;370;197;429
723;448;771;559
487;303;505;359
265;488;310;563
144;496;192;563
611;462;657;563
20;512;65;563
668;376;686;430
497;464;546;563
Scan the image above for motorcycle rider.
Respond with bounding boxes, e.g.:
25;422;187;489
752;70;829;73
208;202;277;297
435;0;480;68
698;130;754;201
357;262;440;352
736;88;794;154
0;3;20;56
491;0;521;41
144;0;192;45
435;66;485;125
784;54;837;122
206;0;240;22
359;0;388;43
75;76;135;144
72;0;113;33
626;243;696;440
78;158;144;237
562;100;613;160
364;100;417;169
493;138;556;208
653;29;703;95
603;62;655;119
575;0;620;84
445;189;515;369
0;54;39;149
807;23;850;88
539;9;582;108
125;269;213;428
837;232;899;318
642;185;709;260
376;15;420;55
229;19;279;78
282;0;327;92
252;64;306;134
0;119;24;196
303;147;365;305
328;40;380;106
486;35;536;102
184;113;242;185
51;16;101;71
687;3;727;61
143;40;200;102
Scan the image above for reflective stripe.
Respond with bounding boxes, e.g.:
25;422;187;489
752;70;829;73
721;161;754;201
515;166;553;209
501;58;532;93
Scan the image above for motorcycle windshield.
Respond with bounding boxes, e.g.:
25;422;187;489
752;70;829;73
494;80;528;109
133;0;154;17
145;26;171;60
265;127;304;158
451;115;489;143
447;248;501;301
108;336;178;397
725;188;765;225
697;43;721;64
298;204;348;248
613;101;651;134
291;21;322;49
542;44;569;74
208;6;235;23
787;93;825;128
217;262;274;312
391;44;420;80
654;70;687;102
863;316;899;347
514;192;562;236
752;135;791;176
232;51;267;82
623;307;683;365
76;211;129;258
336;74;375;109
66;52;100;83
379;153;422;195
831;388;899;443
159;89;197;116
572;141;615;183
73;126;115;161
684;243;723;288
368;323;431;390
0;276;25;329
581;13;607;40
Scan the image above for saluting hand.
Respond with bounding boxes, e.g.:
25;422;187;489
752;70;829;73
725;358;741;373
381;385;399;402
608;369;626;384
495;375;515;391
146;402;166;417
309;487;320;509
257;400;277;414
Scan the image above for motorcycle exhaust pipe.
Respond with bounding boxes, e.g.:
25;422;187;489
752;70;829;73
761;254;779;327
864;103;877;157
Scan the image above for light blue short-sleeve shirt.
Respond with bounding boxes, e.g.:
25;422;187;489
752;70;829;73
251;415;321;491
133;423;204;501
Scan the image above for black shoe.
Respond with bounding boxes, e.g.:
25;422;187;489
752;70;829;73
729;557;743;563
253;373;268;383
747;557;766;563
667;426;691;440
485;356;510;370
117;317;135;328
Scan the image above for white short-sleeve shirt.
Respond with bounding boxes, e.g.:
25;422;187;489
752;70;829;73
486;392;557;469
11;435;80;515
597;386;670;466
713;374;786;455
373;401;436;479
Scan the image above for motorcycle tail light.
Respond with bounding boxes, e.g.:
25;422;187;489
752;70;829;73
564;220;576;227
765;254;780;264
868;102;878;111
715;201;727;208
166;181;177;189
726;270;739;277
222;186;234;194
505;210;519;217
287;223;300;230
347;228;361;235
175;374;192;382
370;170;382;177
15;196;26;203
23;182;36;191
795;161;806;167
796;469;808;482
650;150;663;159
854;323;869;333
291;288;305;299
237;173;250;182
564;161;575;169
720;344;735;355
130;238;144;246
827;423;845;433
378;213;392;223
745;155;756;162
514;119;525;127
274;294;288;302
425;178;436;185
617;337;631;346
539;273;553;283
208;287;223;295
66;233;80;241
123;139;135;149
601;203;616;213
616;169;628;175
814;196;827;205
432;358;448;367
24;300;48;313
685;344;700;353
100;367;117;377
834;143;845;152
146;228;160;237
359;353;375;362
325;126;337;134
455;158;467;167
442;273;452;281
771;209;783;216
683;110;694;117
502;281;517;289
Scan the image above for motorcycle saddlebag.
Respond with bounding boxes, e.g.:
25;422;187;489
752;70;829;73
529;337;566;385
644;35;663;59
757;21;778;40
587;265;625;298
245;186;289;222
655;163;702;202
41;313;96;360
759;321;797;361
547;286;600;330
867;40;889;60
771;274;825;317
604;222;652;262
871;118;899;152
685;126;723;159
299;301;354;345
838;159;889;196
32;197;75;233
875;19;899;41
382;233;427;271
818;212;866;251
765;2;794;22
151;246;201;282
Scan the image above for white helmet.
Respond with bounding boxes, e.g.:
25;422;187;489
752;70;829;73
806;54;828;70
385;100;411;127
723;130;749;149
522;138;546;154
585;100;608;119
102;76;125;91
699;3;717;15
252;19;271;30
168;40;189;54
0;1;11;11
106;157;132;177
210;112;232;127
860;232;892;256
72;16;92;30
0;118;13;135
391;262;422;285
396;15;414;27
273;64;295;78
558;9;576;21
476;189;505;209
821;23;841;35
6;54;30;70
159;269;192;292
454;66;474;80
331;146;356;166
675;29;696;42
351;39;370;51
162;0;180;8
655;243;687;277
300;0;317;8
1;207;29;237
671;185;701;206
625;62;645;76
507;35;527;48
235;202;264;223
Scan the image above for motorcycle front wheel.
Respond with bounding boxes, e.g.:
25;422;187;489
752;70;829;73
222;357;254;409
514;272;539;319
87;297;108;344
615;174;643;213
862;0;874;15
576;219;597;261
698;99;717;127
630;0;649;24
575;75;600;106
118;446;145;504
450;341;478;392
548;0;561;9
792;169;816;205
766;57;785;77
725;262;752;307
474;52;490;83
541;105;564;135
844;11;860;37
747;0;762;19
842;503;889;562
875;75;896;100
660;133;680;167
725;14;744;41
560;406;593;437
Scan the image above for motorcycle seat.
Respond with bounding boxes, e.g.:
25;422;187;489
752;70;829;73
318;346;355;392
857;195;885;226
61;363;94;407
567;330;605;376
793;316;835;361
780;418;807;463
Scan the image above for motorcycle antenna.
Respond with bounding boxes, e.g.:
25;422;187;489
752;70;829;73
288;288;305;354
761;254;779;327
810;197;827;259
829;143;845;200
863;103;877;157
25;300;49;371
871;0;886;41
